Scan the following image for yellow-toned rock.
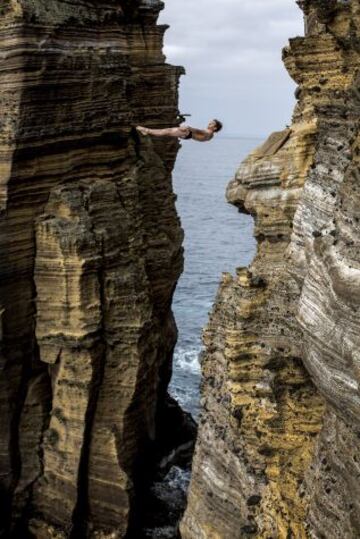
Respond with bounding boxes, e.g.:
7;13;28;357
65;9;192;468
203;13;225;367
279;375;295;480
181;1;360;538
0;1;184;536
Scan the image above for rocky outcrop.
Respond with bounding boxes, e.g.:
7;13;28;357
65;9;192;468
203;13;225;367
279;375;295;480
181;1;360;537
0;1;184;537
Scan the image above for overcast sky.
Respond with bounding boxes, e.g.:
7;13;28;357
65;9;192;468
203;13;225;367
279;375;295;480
159;0;304;137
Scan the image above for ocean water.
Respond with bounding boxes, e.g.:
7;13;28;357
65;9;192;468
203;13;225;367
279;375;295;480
169;137;259;418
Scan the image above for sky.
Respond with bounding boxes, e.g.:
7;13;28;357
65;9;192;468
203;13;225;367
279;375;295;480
159;0;304;138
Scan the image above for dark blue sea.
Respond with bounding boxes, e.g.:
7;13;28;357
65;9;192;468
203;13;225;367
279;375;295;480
169;137;259;418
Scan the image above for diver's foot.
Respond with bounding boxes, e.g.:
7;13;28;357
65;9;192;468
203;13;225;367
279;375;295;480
136;126;149;136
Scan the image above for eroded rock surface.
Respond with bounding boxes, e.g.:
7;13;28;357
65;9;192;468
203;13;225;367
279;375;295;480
0;1;184;537
181;1;360;538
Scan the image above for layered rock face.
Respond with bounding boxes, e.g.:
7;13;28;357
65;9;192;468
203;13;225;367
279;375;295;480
0;1;184;537
182;1;360;537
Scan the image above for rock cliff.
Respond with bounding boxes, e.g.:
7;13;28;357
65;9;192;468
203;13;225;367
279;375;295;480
181;1;360;537
0;1;184;537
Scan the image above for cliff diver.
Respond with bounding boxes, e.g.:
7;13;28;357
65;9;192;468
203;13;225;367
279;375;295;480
136;119;223;142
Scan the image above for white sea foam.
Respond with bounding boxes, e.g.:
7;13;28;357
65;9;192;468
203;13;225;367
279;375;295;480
170;347;202;417
165;466;191;492
173;347;201;374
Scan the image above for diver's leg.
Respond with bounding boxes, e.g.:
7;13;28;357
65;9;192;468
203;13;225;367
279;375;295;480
136;126;185;138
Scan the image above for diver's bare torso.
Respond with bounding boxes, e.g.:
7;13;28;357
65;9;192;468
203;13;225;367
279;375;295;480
181;126;214;142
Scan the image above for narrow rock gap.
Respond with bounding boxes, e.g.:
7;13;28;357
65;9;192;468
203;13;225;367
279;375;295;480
135;138;257;539
169;139;257;419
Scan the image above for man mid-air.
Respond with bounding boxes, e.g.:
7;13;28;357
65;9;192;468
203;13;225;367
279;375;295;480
136;119;223;142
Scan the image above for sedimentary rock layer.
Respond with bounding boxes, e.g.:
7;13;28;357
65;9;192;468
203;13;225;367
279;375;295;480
182;1;360;537
0;1;184;537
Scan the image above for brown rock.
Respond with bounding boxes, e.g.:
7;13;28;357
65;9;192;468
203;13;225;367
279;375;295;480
181;1;360;538
0;1;184;537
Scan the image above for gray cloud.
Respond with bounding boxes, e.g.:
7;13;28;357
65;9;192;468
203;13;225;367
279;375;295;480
159;0;304;136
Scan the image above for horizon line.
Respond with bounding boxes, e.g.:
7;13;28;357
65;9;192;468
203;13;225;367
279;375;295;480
220;133;265;140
